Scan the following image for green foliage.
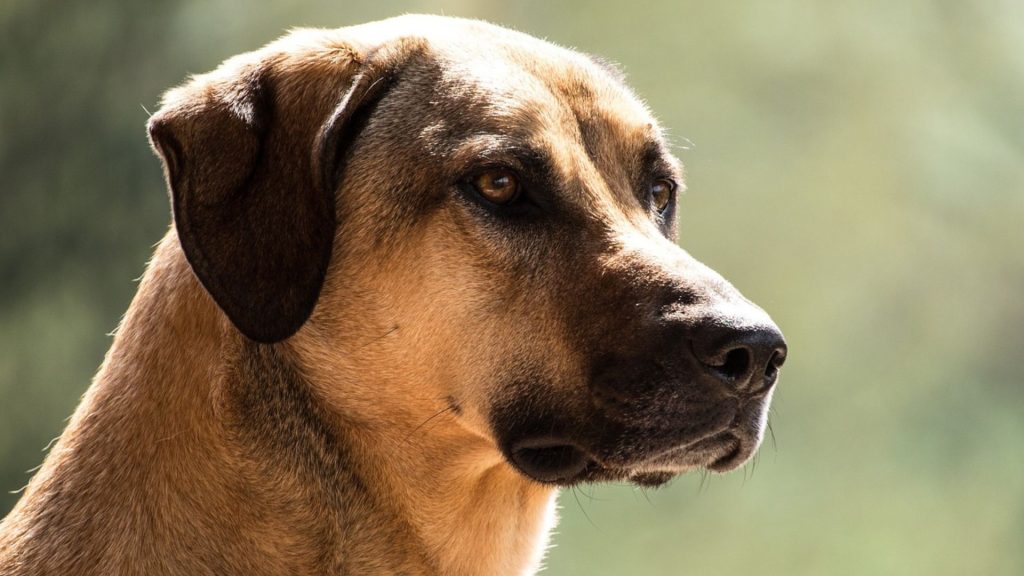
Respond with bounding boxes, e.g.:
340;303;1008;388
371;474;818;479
2;1;1022;573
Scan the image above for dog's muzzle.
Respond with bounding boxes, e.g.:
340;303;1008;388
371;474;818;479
500;300;787;487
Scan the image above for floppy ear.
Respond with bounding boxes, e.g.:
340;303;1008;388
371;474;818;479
147;52;398;343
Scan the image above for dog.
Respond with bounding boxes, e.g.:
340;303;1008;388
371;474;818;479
0;15;786;575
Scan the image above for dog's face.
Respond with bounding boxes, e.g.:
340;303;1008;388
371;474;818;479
148;16;786;488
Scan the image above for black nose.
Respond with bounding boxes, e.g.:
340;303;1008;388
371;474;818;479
692;322;787;393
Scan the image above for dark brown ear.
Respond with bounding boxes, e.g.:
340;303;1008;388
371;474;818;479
147;54;397;343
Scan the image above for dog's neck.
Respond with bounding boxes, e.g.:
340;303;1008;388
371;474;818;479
1;235;556;576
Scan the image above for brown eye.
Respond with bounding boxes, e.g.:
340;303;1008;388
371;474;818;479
472;169;520;205
650;179;675;213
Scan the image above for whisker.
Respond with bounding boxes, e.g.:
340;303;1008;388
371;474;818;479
357;324;400;351
639;486;654;505
570;486;600;531
578;484;601;502
403;405;456;442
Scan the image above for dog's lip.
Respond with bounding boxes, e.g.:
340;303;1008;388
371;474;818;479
704;435;746;472
507;437;596;484
501;400;761;485
505;428;752;486
626;430;746;473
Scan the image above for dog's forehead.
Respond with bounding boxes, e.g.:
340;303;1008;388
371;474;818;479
309;16;665;148
433;36;656;141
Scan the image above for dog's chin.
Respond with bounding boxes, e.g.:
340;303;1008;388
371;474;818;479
505;430;760;488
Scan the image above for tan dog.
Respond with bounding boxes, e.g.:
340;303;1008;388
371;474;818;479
0;15;786;575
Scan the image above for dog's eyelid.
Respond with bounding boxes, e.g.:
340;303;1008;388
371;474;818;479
639;138;683;178
476;147;545;171
655;174;681;192
457;145;551;187
645;158;680;182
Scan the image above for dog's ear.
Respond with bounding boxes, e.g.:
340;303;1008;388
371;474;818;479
147;49;400;343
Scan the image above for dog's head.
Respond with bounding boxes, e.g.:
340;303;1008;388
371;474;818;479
148;15;786;487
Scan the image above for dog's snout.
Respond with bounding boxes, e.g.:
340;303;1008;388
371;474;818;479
692;321;787;393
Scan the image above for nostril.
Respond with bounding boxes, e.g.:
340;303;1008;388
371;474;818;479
763;348;786;387
692;321;786;391
712;347;752;382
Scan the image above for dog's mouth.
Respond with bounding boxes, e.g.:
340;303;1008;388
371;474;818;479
506;429;752;487
509;438;594;484
496;384;775;487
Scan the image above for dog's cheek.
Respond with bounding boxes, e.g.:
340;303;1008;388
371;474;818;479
454;312;591;446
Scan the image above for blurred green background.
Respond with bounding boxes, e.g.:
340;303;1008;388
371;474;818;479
2;1;1022;574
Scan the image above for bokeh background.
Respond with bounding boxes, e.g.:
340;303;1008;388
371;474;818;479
2;1;1022;574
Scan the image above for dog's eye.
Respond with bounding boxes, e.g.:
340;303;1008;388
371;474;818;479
650;179;676;213
472;169;520;205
